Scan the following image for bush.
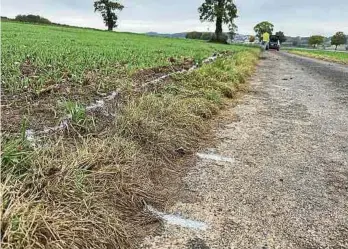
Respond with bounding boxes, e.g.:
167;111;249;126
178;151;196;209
201;32;213;40
211;33;228;44
186;31;203;40
186;31;228;43
15;14;51;24
249;35;256;43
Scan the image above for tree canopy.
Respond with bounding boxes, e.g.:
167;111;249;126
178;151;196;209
308;35;325;47
198;0;238;43
94;0;124;31
254;21;274;41
331;32;347;50
275;31;286;44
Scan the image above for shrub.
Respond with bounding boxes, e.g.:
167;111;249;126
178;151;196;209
249;35;256;43
201;32;213;40
211;33;228;44
186;31;203;40
15;14;51;24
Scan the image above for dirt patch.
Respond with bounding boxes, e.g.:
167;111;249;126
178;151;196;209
1;67;128;134
186;238;210;249
20;58;39;77
132;58;195;85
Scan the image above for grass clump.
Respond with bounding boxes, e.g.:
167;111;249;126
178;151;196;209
63;101;86;124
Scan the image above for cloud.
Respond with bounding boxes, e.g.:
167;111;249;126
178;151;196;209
1;0;347;36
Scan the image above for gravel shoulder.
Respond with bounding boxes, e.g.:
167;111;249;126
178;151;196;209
141;51;348;249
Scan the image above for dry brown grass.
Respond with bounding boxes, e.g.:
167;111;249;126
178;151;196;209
1;49;260;248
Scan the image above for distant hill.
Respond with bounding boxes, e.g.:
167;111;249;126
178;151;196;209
146;32;187;38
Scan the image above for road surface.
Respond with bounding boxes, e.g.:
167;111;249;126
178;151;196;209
141;51;348;249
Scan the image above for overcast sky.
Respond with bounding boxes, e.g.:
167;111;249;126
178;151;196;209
1;0;347;36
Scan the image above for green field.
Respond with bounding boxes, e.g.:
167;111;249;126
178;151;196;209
2;21;249;93
287;49;348;64
1;21;259;249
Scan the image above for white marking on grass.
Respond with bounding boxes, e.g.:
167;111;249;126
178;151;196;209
147;205;208;230
23;53;223;142
86;100;104;111
25;129;36;147
197;153;234;163
144;53;221;88
25;120;69;146
104;91;118;101
40;120;69;134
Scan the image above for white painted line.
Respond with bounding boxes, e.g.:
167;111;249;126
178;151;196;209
147;205;208;230
197;153;234;163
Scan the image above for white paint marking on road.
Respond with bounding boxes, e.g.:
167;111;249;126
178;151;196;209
147;205;208;230
197;153;234;163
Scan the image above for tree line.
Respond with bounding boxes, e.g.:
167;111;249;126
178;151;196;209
308;32;347;49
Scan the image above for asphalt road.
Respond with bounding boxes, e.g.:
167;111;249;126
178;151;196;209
142;51;348;249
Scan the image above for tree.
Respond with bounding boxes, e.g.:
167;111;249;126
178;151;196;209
275;31;286;44
331;32;347;50
198;0;238;43
254;21;274;41
94;0;124;31
249;35;255;43
308;35;324;47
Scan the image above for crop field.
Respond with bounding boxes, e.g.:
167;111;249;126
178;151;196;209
1;21;259;249
287;49;348;64
2;21;249;93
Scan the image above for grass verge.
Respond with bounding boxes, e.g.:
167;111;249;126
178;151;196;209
1;49;260;249
287;49;348;64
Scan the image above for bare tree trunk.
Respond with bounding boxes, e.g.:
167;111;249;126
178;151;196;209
108;23;113;31
215;16;223;39
214;0;224;43
107;9;113;31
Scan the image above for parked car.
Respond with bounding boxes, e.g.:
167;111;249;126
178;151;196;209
268;35;280;51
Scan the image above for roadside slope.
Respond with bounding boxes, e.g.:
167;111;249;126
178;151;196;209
141;51;348;248
1;24;260;248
